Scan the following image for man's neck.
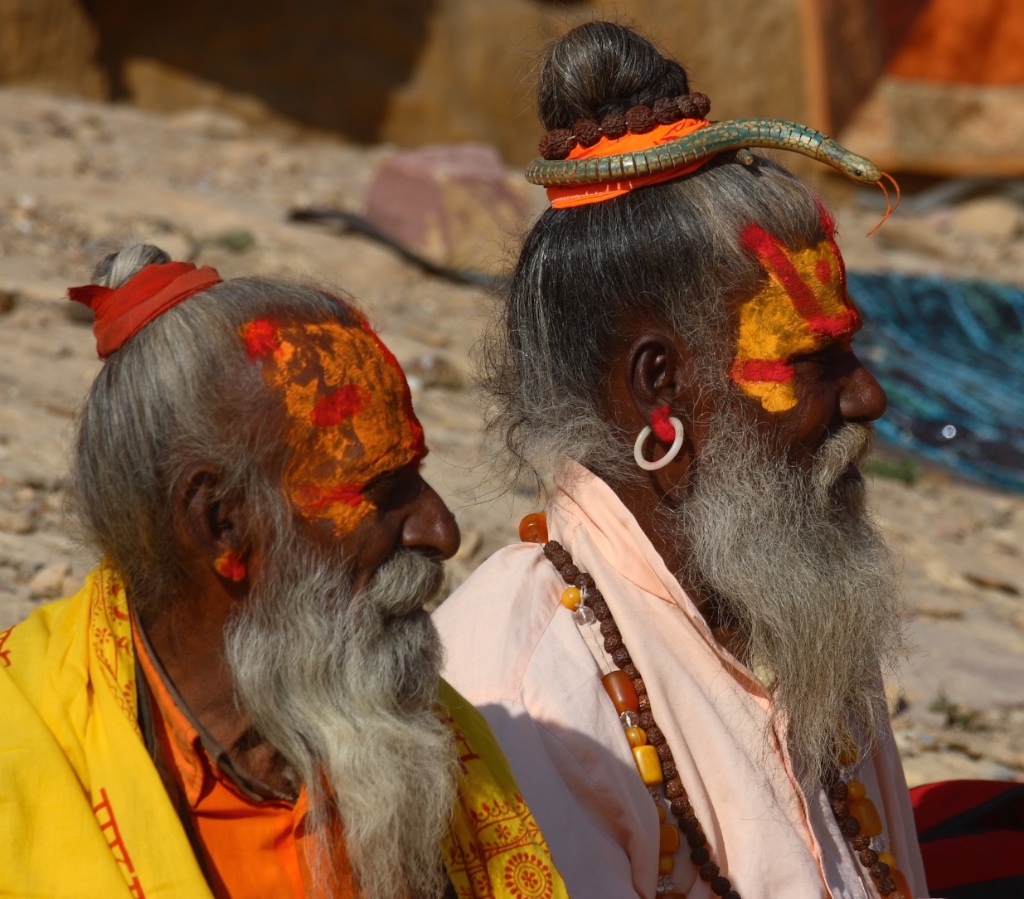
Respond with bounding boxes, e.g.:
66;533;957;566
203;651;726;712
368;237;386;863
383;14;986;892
140;597;295;794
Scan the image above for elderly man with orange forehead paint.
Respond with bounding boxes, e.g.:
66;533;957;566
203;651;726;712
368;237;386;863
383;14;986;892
0;245;567;899
435;21;929;899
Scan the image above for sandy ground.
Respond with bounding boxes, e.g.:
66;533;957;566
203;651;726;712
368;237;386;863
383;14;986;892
1;87;1022;788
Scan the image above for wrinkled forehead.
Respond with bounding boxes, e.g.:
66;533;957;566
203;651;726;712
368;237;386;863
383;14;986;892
240;315;426;533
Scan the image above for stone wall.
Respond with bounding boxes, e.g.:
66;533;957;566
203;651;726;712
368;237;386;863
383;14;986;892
0;0;105;97
0;0;878;164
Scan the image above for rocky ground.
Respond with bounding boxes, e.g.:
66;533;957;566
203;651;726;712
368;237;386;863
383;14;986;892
1;87;1022;788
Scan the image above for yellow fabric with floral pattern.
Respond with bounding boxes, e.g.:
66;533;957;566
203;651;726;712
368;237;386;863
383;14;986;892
0;563;566;898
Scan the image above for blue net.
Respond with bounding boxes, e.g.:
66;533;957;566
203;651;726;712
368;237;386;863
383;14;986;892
849;272;1024;493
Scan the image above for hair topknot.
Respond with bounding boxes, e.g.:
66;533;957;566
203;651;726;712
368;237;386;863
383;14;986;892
538;21;690;131
91;244;172;290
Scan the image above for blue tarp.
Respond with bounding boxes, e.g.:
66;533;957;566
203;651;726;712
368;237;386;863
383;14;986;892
849;272;1024;493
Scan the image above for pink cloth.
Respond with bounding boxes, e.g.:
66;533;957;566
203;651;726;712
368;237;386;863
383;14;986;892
434;461;928;899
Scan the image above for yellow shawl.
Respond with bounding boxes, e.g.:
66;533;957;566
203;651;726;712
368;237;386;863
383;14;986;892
0;563;567;899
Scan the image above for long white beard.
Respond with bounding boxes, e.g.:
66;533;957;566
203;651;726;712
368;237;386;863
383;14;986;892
677;410;904;791
224;536;457;898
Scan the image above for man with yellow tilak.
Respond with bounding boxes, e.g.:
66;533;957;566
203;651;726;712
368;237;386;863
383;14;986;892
0;245;567;899
435;21;929;899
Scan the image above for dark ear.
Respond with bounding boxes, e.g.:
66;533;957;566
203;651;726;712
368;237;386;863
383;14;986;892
625;330;698;422
172;468;251;582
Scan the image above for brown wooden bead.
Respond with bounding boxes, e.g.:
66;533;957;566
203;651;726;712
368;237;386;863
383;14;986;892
678;91;711;118
689;847;710;866
711;876;732;896
664;777;684;799
669;797;692;818
686;830;706;849
656;743;673;763
611;646;631;667
600;112;628;139
572;572;593;591
859;849;878;867
639;711;655;730
652;96;683;124
599;618;617;637
878;876;897;895
840;816;861;837
573;117;601;147
830;781;848;800
699;861;720;882
870;861;890;881
662;760;678;780
538;130;576;160
646;725;665;746
625;104;656;134
831;799;850;819
852;835;871;851
638;693;651;713
621;662;638;679
603;632;623;653
543;543;569;566
677;814;700;834
561;563;580;582
592;599;611;621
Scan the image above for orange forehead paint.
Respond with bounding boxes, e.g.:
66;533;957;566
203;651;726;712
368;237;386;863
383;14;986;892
730;212;861;413
241;315;426;535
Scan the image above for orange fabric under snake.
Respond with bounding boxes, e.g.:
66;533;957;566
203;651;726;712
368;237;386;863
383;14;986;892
546;119;714;208
241;316;426;536
730;212;861;413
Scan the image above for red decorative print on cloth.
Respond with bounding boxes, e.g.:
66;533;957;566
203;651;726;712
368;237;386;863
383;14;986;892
0;626;13;667
310;384;367;427
241;318;280;360
93;787;147;898
503;852;555;899
90;567;139;732
442;710;556;897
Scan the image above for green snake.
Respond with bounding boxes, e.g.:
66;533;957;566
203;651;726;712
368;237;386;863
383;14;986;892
524;118;883;187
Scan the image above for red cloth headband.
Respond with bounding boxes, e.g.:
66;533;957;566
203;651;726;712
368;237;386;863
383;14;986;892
68;262;223;359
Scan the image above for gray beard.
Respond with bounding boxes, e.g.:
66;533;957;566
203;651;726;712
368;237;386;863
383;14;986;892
676;408;904;792
223;535;457;899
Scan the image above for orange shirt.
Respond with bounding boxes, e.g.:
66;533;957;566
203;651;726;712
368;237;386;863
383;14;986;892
132;620;355;898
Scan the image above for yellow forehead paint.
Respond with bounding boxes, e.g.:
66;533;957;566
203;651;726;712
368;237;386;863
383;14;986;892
730;219;861;413
241;316;425;535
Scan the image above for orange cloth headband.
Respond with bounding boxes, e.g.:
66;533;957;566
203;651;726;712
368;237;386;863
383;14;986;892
547;119;716;209
68;262;223;359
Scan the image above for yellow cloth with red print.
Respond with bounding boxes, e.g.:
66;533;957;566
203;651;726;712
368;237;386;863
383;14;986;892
0;562;567;899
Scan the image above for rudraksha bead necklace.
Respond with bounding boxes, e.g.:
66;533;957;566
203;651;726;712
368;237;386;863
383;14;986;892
517;512;912;899
538;91;712;160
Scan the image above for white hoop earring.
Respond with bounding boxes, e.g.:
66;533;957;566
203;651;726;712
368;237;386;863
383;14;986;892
633;416;685;471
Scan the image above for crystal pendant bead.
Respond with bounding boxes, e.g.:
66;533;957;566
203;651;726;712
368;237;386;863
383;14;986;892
573;604;596;626
657;875;675;892
620;710;641;728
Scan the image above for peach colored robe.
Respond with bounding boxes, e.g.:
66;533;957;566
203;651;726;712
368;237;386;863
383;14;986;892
434;461;929;899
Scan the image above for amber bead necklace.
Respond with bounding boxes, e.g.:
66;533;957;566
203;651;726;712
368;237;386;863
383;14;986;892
518;512;912;899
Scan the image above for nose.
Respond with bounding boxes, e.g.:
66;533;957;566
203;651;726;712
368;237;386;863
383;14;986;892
840;358;888;423
402;479;461;560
